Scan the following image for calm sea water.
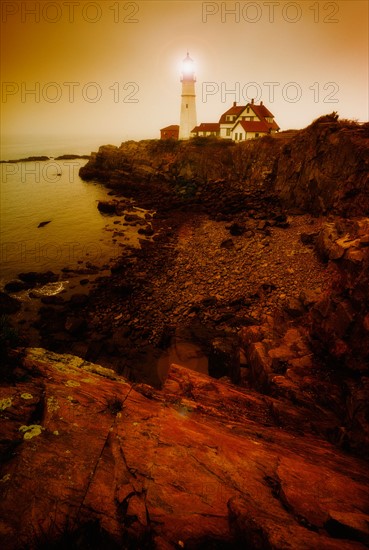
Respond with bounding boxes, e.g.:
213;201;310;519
0;134;119;162
0;156;140;285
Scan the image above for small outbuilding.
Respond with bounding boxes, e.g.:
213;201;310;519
160;125;179;140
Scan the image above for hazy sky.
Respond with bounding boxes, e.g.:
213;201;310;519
1;0;368;151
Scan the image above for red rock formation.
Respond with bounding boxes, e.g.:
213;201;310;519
239;217;369;458
273;118;369;216
0;348;368;549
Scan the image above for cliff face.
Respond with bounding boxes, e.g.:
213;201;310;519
79;137;286;212
1;348;369;549
273;119;369;216
77;116;369;460
79;117;369;217
2;118;369;549
239;217;369;457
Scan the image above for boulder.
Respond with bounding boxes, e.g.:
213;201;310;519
138;225;154;236
97;200;118;214
208;336;240;383
4;280;27;293
284;297;305;318
0;292;21;314
315;222;345;261
18;271;58;286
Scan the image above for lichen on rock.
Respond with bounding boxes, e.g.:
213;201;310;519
0;348;368;549
0;397;13;411
19;424;43;440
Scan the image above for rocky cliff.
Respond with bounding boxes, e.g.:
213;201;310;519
239;217;369;458
1;348;369;549
79;116;369;217
273;118;369;216
1;116;369;549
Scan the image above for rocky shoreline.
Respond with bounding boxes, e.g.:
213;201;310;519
0;154;90;163
1;116;369;548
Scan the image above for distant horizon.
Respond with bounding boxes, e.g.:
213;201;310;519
1;1;367;149
1;108;367;162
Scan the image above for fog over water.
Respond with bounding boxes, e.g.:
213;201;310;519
0;153;138;284
0;134;119;162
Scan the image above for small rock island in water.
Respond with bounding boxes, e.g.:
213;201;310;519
1;114;369;549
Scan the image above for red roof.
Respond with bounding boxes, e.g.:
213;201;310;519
219;102;278;127
192;123;220;133
160;125;179;131
219;105;245;124
180;101;280;138
235;120;276;133
250;103;275;119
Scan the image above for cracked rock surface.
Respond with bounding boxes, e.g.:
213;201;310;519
1;348;368;549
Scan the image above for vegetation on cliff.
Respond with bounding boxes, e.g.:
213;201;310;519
1;115;368;549
80;115;369;217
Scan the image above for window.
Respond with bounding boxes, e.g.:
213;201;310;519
226;128;231;136
247;107;250;113
255;133;259;138
234;132;238;140
239;133;243;140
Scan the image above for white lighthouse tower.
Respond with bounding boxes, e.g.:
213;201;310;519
179;52;197;140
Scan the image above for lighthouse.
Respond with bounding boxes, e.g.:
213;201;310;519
179;52;197;140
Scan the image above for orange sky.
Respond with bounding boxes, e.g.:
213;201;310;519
1;0;368;152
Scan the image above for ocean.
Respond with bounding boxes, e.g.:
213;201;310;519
0;133;119;162
0;136;142;287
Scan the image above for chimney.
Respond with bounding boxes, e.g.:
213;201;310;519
251;98;254;104
233;101;237;107
260;100;263;105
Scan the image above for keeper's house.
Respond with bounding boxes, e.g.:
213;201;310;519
191;99;280;141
